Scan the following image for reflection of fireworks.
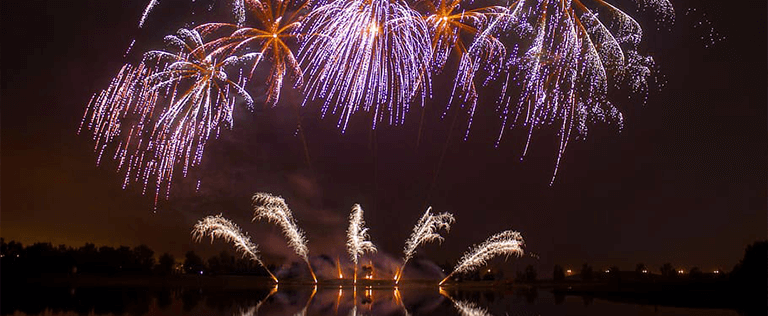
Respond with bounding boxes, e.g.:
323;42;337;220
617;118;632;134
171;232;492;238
491;0;674;182
440;230;524;285
347;204;377;284
397;207;455;283
252;192;317;283
192;214;277;282
80;28;256;205
299;0;432;131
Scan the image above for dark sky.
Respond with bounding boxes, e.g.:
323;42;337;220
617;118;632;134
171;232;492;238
1;0;766;277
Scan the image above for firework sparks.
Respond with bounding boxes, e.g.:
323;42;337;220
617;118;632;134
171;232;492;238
488;0;674;183
347;204;377;284
440;230;524;285
80;28;257;205
397;207;455;283
298;0;432;131
197;0;308;106
252;192;316;283
192;214;278;282
139;0;247;28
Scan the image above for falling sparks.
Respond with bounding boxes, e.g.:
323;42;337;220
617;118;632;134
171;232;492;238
192;214;278;282
252;192;317;283
398;207;455;283
298;0;433;131
347;204;377;284
80;28;256;205
486;0;675;183
87;0;676;204
685;7;725;48
440;230;524;285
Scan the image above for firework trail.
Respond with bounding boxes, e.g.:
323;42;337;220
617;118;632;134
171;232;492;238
347;204;377;284
139;0;247;28
252;192;316;283
298;0;432;132
192;214;278;282
80;27;257;205
440;230;524;285
396;207;455;283
484;0;674;183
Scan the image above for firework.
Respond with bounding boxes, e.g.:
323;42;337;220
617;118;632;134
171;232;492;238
347;204;377;284
298;0;432;131
487;0;673;183
251;192;316;283
416;0;509;138
439;230;524;285
196;0;308;106
80;28;256;205
397;207;455;283
139;0;247;28
192;214;278;282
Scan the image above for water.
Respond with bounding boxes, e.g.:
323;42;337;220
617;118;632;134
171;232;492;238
4;285;740;316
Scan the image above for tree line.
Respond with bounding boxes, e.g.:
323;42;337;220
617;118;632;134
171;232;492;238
0;238;272;277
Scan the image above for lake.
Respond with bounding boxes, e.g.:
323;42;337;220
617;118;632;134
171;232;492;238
3;284;742;316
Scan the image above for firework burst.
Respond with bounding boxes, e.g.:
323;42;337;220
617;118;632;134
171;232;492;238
298;0;433;131
346;204;377;283
196;0;308;106
192;214;278;282
440;230;524;285
487;0;674;182
80;27;256;205
251;192;316;283
397;207;455;283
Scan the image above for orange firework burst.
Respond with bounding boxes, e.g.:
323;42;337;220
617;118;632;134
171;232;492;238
197;0;307;106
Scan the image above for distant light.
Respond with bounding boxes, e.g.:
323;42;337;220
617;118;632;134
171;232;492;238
199;271;203;275
713;270;720;274
566;269;572;274
488;269;491;273
677;270;684;274
16;254;19;258
642;269;648;274
605;270;610;273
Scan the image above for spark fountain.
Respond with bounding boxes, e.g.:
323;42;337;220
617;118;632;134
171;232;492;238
192;214;278;282
440;230;525;285
252;192;317;283
396;207;455;284
346;204;377;285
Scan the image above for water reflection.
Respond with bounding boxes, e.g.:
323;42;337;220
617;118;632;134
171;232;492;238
3;285;741;316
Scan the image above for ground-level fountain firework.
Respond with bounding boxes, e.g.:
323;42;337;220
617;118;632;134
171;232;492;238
192;192;524;285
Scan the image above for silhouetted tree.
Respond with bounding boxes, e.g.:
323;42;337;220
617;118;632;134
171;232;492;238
689;267;702;279
580;263;593;281
184;251;205;275
156;253;175;275
660;263;676;278
730;241;768;313
553;265;565;282
133;245;155;273
524;265;537;283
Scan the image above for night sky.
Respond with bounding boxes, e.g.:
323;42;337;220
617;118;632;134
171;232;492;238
1;0;765;277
